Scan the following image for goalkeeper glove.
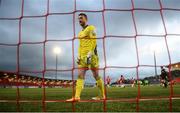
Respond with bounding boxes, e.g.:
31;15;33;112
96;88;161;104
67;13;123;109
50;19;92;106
76;56;80;65
86;51;92;65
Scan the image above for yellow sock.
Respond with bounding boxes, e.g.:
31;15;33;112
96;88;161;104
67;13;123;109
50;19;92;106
96;76;105;98
75;78;84;99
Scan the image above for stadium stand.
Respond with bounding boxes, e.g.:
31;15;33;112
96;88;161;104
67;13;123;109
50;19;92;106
0;72;74;88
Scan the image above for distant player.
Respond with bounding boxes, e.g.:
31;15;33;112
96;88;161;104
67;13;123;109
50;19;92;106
117;75;125;88
144;80;149;86
160;66;168;88
131;77;135;87
106;76;111;87
66;13;105;102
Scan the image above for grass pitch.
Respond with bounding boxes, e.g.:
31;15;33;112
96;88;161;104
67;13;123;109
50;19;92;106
0;84;180;112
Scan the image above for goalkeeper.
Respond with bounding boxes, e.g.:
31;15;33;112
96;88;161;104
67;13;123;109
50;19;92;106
66;13;105;102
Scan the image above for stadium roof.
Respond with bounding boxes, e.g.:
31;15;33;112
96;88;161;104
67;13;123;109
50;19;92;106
166;62;180;70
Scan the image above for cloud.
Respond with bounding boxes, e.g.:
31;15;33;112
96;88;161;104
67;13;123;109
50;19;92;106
0;0;22;18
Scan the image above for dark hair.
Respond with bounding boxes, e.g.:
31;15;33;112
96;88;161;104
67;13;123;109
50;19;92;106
78;13;87;20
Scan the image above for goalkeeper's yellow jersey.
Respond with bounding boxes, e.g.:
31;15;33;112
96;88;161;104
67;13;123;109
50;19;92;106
78;25;97;57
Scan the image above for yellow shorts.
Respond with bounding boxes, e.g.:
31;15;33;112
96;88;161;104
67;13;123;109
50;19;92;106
78;55;99;68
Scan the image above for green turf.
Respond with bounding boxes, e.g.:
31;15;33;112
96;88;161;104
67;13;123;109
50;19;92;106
0;84;180;112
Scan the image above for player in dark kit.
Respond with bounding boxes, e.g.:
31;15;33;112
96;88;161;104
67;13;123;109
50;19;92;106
160;66;168;88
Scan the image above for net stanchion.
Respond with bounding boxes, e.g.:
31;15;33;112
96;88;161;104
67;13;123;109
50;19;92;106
16;45;20;112
131;0;140;112
42;72;46;112
16;0;24;111
71;0;77;111
71;43;75;112
41;0;50;111
158;0;173;112
102;0;107;112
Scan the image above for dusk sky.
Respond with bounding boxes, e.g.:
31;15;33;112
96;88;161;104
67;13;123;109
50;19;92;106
0;0;180;83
